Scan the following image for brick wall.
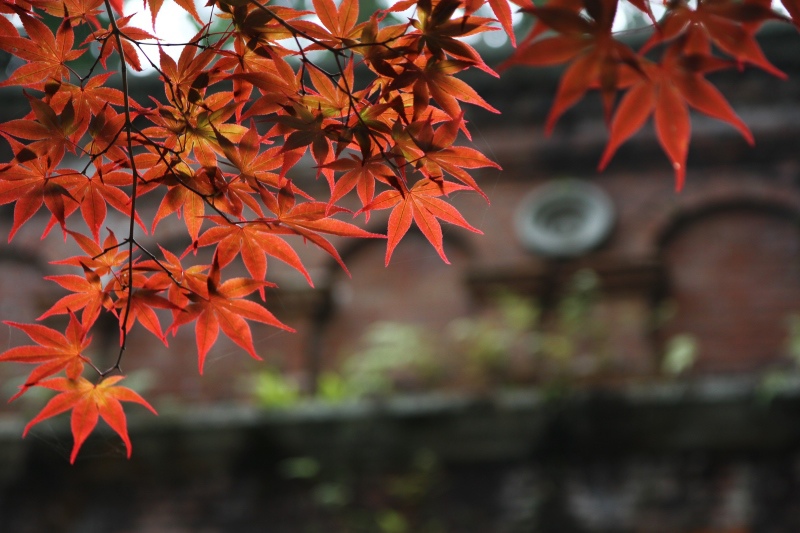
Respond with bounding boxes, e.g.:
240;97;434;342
0;30;799;403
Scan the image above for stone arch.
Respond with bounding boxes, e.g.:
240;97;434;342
655;196;800;373
642;186;800;256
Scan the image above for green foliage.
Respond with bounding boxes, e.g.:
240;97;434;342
250;269;616;407
661;334;698;376
251;369;301;407
757;313;800;402
786;314;800;365
278;456;321;480
338;322;441;397
317;372;352;403
376;510;409;533
250;271;800;408
276;448;443;532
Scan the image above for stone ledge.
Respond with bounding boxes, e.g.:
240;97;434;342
1;377;798;471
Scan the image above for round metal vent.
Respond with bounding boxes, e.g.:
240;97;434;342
515;179;615;257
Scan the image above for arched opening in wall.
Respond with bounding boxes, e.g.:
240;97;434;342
658;205;800;374
318;230;473;379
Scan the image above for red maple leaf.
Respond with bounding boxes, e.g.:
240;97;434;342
215;123;282;188
2;95;87;165
501;0;641;128
324;154;395;217
83;106;131;168
87;14;155;72
0;311;90;400
54;230;129;278
198;217;314;294
140;93;246;168
68;168;140;242
0;13;84;88
113;283;178;345
39;263;111;328
170;254;295;374
256;182;385;273
642;0;785;78
147;0;202;27
399;114;501;200
359;178;483;265
599;49;754;190
23;375;157;463
395;58;500;119
48;74;126;136
0;152;79;241
464;0;518;47
414;0;497;68
134;246;211;319
148;162;218;244
311;0;365;44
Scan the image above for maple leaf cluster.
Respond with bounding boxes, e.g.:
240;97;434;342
0;0;794;461
502;0;798;189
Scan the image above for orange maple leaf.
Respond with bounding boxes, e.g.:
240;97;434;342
599;49;754;191
501;0;641;129
170;254;295;374
23;376;157;463
198;217;314;292
0;14;84;88
256;182;385;273
359;177;483;265
311;0;365;44
39;264;111;328
0;312;90;400
398;113;500;201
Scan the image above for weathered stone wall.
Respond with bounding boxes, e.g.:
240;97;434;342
2;384;800;532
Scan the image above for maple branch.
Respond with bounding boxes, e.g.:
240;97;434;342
91;238;128;261
127;130;185;175
76;41;108;84
101;0;142;376
133;242;184;288
84;358;105;377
